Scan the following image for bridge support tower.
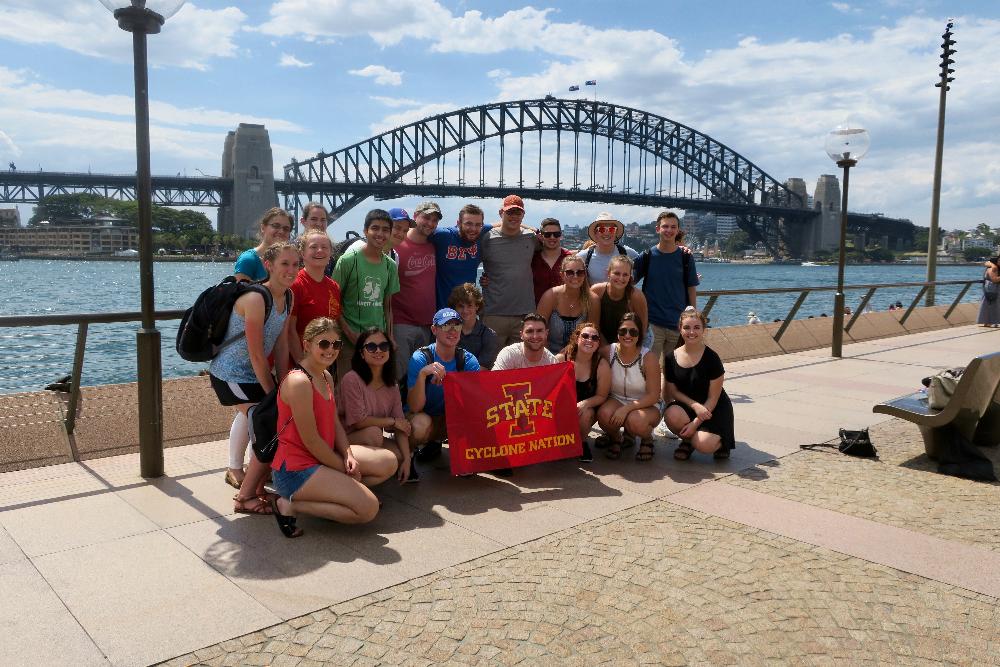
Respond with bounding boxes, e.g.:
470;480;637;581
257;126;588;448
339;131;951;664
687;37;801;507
218;124;276;239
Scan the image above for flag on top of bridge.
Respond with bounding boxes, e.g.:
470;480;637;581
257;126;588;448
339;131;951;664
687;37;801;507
585;80;597;86
568;85;580;91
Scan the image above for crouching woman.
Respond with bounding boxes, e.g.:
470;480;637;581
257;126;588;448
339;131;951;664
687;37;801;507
270;317;379;537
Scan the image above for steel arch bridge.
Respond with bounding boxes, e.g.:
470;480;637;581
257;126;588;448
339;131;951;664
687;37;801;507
283;98;811;250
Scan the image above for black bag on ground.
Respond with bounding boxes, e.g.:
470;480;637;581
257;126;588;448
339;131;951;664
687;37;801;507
800;427;878;458
248;367;311;464
175;277;272;362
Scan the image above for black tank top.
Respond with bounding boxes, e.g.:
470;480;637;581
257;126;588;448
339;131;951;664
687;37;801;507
599;287;629;343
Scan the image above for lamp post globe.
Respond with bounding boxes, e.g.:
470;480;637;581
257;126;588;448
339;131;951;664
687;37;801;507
101;0;186;477
825;123;869;358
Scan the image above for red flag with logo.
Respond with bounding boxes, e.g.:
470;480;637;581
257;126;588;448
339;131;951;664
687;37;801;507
443;362;581;475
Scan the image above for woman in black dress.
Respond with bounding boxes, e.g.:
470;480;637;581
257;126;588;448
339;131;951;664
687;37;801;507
556;322;610;462
662;307;735;460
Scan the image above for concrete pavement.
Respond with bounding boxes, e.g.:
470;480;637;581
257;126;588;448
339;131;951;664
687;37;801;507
1;325;998;666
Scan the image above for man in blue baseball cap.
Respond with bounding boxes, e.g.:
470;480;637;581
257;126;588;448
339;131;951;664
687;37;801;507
406;307;481;474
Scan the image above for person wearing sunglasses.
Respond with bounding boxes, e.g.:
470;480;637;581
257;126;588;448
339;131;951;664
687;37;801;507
406;307;481;464
596;312;662;461
663;307;734;461
339;327;413;483
536;255;599;354
270;317;380;538
233;207;293;282
578;212;638;285
531;218;573;304
556;322;611;463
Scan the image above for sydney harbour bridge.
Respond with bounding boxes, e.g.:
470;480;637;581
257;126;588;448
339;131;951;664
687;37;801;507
0;98;912;257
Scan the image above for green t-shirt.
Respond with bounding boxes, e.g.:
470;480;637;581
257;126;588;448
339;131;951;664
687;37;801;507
332;246;400;333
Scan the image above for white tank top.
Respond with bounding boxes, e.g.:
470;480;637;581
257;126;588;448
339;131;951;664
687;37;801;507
609;343;649;403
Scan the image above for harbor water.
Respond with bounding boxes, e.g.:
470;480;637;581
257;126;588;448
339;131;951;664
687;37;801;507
0;259;984;395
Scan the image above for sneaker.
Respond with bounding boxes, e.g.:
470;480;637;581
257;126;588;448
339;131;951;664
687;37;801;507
578;441;594;463
415;441;442;462
655;421;679;439
404;458;420;483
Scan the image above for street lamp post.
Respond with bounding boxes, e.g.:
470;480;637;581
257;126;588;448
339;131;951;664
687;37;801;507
825;124;870;358
100;0;186;478
926;20;957;306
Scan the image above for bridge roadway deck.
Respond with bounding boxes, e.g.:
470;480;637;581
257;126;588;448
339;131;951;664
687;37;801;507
1;326;998;666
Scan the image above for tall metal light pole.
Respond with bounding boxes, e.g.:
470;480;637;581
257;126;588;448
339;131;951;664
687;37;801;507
100;0;186;478
926;20;956;306
825;124;870;358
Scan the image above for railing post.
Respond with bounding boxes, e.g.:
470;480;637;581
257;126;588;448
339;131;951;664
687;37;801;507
773;290;809;343
701;295;719;321
64;323;87;438
845;287;877;332
900;285;930;326
943;282;973;320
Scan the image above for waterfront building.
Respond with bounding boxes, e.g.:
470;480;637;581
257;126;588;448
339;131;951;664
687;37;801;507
715;214;739;239
0;207;19;227
217;123;276;239
0;218;138;255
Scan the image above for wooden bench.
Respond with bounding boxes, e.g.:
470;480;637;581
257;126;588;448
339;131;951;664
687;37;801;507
873;351;1000;459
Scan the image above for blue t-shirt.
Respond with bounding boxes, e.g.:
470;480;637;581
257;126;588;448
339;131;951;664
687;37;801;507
639;247;699;329
429;224;493;309
234;248;267;281
406;343;481;416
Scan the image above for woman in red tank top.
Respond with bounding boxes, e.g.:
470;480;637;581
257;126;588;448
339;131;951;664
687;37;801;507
269;317;379;537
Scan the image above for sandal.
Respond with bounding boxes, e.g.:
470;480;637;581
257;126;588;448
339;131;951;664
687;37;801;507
636;439;655;462
673;441;693;461
224;469;243;490
594;434;611;450
269;496;303;538
605;440;623;460
233;495;272;515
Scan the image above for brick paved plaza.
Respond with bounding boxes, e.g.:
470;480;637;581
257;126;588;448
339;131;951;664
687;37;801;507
2;326;998;666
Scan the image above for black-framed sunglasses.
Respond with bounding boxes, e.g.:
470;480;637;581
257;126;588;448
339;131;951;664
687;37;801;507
578;332;600;342
541;231;562;238
563;268;586;277
617;327;640;338
316;338;343;350
363;341;391;353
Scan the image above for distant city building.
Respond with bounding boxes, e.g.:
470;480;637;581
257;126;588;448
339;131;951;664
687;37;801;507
715;214;739;239
0;219;138;254
0;208;19;228
963;235;994;250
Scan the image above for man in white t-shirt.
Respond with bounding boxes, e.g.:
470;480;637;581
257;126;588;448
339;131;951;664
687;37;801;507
492;313;559;370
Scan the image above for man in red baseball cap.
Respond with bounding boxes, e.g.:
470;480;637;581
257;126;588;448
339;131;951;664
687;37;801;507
480;195;540;347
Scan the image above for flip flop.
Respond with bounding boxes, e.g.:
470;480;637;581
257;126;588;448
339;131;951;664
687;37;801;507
270;496;303;538
224;469;243;490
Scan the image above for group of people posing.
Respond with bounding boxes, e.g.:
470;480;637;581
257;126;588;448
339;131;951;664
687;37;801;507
206;196;735;538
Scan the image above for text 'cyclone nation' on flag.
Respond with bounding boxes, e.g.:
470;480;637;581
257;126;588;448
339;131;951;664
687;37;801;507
443;362;581;475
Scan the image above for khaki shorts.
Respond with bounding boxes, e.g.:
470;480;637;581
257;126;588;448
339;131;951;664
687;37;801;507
484;314;524;349
650;324;680;369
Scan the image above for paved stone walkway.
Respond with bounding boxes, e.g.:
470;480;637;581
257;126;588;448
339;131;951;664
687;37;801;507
163;418;1000;666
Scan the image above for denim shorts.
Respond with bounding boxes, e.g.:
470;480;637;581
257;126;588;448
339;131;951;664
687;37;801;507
272;462;321;500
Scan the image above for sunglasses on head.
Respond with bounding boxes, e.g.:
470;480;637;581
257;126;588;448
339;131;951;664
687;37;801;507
617;327;640;338
563;268;585;277
363;341;391;353
578;332;600;342
541;230;562;238
315;338;343;350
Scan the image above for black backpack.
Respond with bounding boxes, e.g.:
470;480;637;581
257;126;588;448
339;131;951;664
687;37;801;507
633;247;693;306
248;365;312;464
175;276;273;362
583;243;628;269
419;345;467;372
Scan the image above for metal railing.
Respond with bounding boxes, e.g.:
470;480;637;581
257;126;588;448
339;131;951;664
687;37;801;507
699;279;978;344
0;278;983;439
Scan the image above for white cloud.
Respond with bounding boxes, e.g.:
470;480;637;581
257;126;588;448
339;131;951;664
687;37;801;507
0;129;20;160
370;103;458;134
487;69;511;79
349;65;403;86
831;2;859;14
371;95;424;108
279;53;313;68
0;0;246;70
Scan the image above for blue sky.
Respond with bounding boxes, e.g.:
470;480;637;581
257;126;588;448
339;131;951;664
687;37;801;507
1;0;998;235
